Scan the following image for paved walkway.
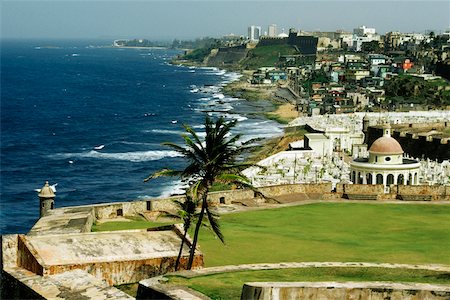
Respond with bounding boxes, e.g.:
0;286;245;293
214;198;450;215
177;261;450;278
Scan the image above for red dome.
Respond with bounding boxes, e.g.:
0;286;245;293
369;136;403;154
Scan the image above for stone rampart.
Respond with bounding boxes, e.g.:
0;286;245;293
88;183;449;221
1;234;18;269
17;235;44;275
46;256;199;286
397;185;449;201
241;281;450;300
337;183;381;195
93;197;184;219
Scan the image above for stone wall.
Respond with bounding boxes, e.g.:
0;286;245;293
241;281;450;300
337;183;383;195
93;197;183;219
46;255;203;286
396;184;449;201
2;234;18;269
89;183;448;221
17;235;44;275
367;125;450;161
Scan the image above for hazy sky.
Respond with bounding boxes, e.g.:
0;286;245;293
2;1;449;40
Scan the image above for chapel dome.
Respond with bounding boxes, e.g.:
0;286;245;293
369;136;403;154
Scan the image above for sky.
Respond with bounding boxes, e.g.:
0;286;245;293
2;0;449;40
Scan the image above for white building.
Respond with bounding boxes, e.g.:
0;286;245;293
353;25;376;36
248;25;262;41
268;24;277;37
351;25;380;51
304;133;332;157
350;124;420;188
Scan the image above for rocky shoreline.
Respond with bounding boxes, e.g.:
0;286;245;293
172;58;299;125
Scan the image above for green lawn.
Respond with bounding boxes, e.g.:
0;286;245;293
102;203;450;299
197;203;450;266
91;216;174;232
167;267;450;300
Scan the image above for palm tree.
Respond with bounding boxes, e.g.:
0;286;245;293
144;116;261;269
171;194;198;271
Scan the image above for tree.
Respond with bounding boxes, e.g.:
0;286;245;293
144;116;261;269
171;194;198;271
361;40;381;53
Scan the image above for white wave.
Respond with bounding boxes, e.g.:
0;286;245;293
223;113;248;122
116;141;157;147
198;67;218;71
146;129;184;135
212;93;225;99
49;150;182;162
192;124;205;129
157;180;189;198
209;70;226;76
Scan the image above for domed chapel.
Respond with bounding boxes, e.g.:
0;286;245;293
350;123;420;187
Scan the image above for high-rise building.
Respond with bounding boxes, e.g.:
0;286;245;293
248;25;262;41
353;25;376;37
268;24;277;37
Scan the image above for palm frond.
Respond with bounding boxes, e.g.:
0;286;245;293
144;169;182;182
205;205;225;244
216;173;249;185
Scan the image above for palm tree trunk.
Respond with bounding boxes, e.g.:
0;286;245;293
175;228;188;271
187;194;207;269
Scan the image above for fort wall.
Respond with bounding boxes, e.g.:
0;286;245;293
241;281;450;300
89;183;449;220
367;124;450;161
17;235;44;275
45;255;201;286
2;234;18;269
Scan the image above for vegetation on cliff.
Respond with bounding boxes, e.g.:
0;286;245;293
384;74;450;107
240;44;299;69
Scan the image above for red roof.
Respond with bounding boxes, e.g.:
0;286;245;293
369;136;403;154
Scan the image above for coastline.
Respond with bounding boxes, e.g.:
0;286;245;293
111;45;169;50
171;58;298;124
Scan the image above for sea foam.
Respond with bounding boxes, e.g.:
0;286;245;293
49;150;182;162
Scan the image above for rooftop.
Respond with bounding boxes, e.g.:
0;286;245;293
369;136;403;154
26;229;188;266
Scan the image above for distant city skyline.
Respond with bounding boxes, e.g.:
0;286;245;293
2;1;449;40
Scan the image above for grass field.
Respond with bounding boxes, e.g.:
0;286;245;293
95;203;450;266
104;203;449;299
197;203;450;266
91;216;174;232
167;267;450;300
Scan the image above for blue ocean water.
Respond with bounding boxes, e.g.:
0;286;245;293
0;40;283;234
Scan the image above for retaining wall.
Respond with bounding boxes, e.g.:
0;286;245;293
90;183;449;220
396;185;449;200
1;234;18;269
241;281;450;300
46;255;202;286
17;235;44;275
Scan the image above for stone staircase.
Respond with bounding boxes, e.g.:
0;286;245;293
397;194;433;201
343;194;378;201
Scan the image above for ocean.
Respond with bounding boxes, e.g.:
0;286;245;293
0;39;283;234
